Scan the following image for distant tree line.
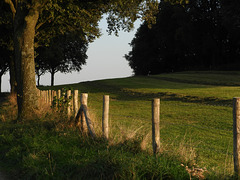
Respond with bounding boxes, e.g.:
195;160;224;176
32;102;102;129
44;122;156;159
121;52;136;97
125;0;240;75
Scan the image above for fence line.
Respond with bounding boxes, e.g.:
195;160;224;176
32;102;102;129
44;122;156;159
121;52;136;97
38;89;161;154
36;89;240;176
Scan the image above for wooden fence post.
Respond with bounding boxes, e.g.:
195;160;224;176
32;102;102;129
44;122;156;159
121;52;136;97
53;90;57;99
46;90;49;104
39;90;42;100
102;95;109;139
152;98;160;155
52;91;57;107
57;90;61;108
48;90;52;105
57;90;61;99
233;97;240;177
73;90;79;117
80;93;88;133
37;89;40;97
41;90;45;102
52;90;55;99
42;91;45;102
67;90;71;118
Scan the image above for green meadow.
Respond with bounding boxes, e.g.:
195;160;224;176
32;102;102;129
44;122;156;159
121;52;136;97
1;71;239;179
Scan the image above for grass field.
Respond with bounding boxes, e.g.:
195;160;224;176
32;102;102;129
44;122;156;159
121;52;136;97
0;71;239;179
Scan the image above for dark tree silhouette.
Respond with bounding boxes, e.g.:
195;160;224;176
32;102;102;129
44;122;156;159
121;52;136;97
36;34;88;86
126;0;240;75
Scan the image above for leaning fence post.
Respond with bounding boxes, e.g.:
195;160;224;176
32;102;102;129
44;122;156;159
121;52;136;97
73;90;79;117
152;98;160;155
102;95;109;139
233;97;240;177
80;93;88;133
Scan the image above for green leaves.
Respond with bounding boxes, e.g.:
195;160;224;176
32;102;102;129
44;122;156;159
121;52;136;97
105;0;159;35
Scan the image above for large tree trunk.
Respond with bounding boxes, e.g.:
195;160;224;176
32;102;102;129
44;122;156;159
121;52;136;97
0;73;2;93
13;2;40;120
9;58;17;94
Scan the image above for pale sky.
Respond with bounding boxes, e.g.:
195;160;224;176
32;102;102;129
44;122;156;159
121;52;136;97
1;18;140;92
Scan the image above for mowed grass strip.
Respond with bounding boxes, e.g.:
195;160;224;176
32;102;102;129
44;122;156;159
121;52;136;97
152;71;240;86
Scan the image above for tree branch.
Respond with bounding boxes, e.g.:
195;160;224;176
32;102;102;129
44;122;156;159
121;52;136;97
36;16;53;31
4;0;16;19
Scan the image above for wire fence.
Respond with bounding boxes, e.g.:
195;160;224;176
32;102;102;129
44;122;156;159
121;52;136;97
38;88;240;177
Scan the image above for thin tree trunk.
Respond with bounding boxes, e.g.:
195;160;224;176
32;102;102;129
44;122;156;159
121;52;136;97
14;2;40;120
51;70;55;86
37;73;40;86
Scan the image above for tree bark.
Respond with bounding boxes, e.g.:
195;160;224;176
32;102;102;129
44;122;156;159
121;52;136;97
13;2;40;120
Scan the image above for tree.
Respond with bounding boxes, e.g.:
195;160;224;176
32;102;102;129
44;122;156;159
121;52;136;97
35;54;47;87
0;25;11;93
3;0;159;120
0;57;9;93
0;1;15;93
36;34;88;86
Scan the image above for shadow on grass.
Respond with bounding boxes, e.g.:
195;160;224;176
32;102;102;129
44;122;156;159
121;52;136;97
76;81;232;107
